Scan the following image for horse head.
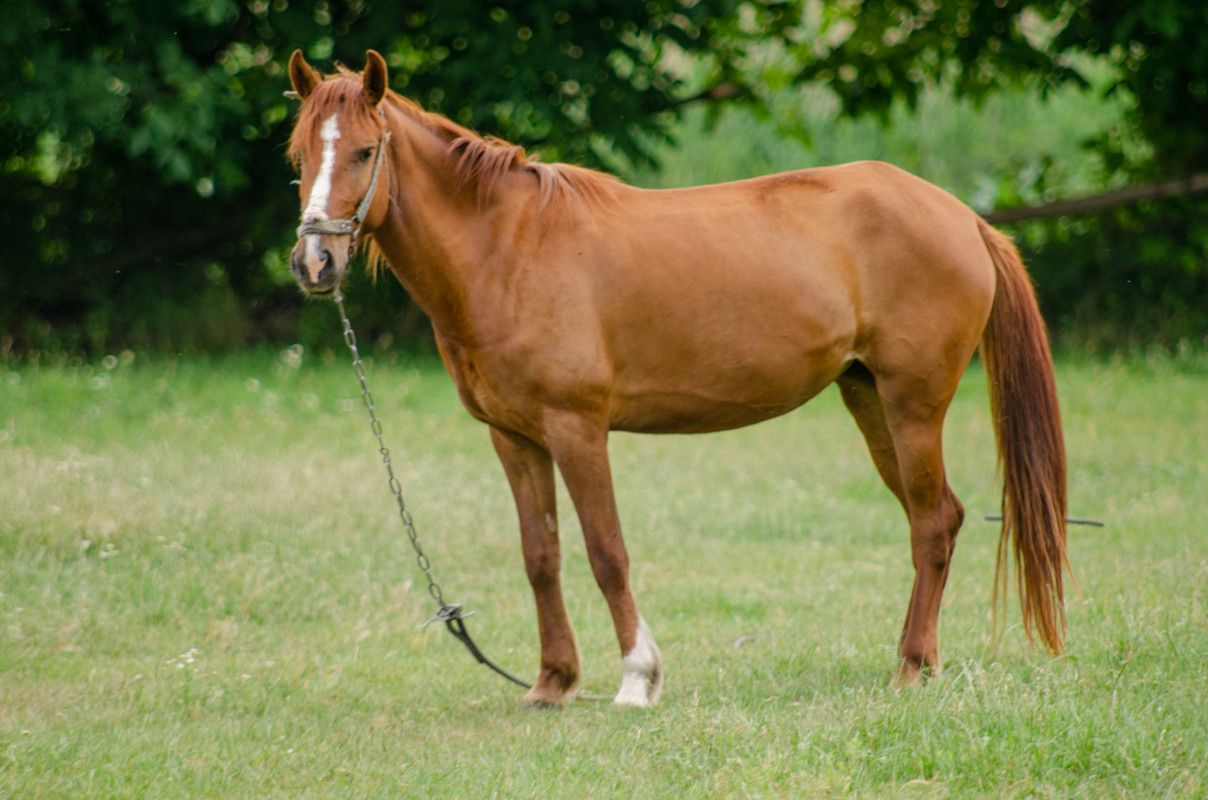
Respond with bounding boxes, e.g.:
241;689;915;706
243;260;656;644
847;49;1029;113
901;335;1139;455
287;49;392;295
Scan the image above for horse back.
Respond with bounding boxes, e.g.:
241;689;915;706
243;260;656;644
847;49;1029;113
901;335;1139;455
557;161;995;432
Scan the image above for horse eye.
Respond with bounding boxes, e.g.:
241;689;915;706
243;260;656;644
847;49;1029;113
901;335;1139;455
357;148;374;163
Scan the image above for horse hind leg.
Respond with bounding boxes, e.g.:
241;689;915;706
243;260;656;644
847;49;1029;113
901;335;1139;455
884;377;967;684
838;364;965;684
838;363;908;510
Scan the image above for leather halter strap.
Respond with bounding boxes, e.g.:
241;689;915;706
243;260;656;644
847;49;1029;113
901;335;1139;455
296;128;391;248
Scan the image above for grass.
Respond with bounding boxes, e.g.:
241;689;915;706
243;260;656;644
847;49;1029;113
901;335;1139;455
2;345;1207;798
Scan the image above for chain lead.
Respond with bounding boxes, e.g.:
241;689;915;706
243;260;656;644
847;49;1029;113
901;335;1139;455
331;292;533;690
334;292;448;609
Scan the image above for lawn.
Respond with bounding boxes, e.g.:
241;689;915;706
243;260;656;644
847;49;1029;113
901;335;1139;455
2;344;1206;798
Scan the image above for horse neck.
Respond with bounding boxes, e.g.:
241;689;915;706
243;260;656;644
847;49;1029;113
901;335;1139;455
372;101;528;341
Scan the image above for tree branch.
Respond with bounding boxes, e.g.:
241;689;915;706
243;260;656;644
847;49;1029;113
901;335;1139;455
985;174;1208;225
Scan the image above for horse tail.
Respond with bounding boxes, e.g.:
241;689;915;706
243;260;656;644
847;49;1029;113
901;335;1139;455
977;217;1070;654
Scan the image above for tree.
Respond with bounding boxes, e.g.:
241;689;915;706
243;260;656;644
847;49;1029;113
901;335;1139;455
1052;1;1208;178
793;0;1208;179
4;1;1205;354
3;0;799;354
780;0;1208;347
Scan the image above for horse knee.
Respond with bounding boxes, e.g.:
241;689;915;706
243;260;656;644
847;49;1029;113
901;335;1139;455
586;545;630;595
524;548;561;592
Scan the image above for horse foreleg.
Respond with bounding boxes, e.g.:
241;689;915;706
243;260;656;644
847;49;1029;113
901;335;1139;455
490;427;581;707
543;411;663;708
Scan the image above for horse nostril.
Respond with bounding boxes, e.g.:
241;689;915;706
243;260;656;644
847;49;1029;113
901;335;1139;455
290;248;309;282
316;249;334;283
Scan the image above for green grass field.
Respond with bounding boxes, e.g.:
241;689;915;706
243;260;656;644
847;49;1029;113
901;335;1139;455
2;346;1206;798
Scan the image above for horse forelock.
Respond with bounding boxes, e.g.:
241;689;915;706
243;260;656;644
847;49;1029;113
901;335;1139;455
287;70;384;169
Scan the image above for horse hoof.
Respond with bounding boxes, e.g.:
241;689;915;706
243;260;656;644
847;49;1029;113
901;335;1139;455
613;670;662;708
612;691;655;709
521;698;563;712
891;659;940;688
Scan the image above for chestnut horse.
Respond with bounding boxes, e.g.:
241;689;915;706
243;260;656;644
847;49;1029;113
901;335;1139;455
286;50;1069;708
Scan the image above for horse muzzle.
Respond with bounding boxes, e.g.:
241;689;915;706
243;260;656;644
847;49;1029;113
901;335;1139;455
290;234;348;295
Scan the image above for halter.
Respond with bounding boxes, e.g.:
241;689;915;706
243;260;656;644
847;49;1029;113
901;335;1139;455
296;128;391;255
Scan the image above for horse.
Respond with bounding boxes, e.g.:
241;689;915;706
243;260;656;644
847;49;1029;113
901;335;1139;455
285;50;1070;708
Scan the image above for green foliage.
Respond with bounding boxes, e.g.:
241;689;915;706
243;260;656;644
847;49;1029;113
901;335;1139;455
1031;4;1208;349
383;0;802;166
3;1;1205;355
781;1;1207;178
1054;1;1208;177
3;1;800;356
1013;199;1208;351
627;75;1129;206
787;0;1073;120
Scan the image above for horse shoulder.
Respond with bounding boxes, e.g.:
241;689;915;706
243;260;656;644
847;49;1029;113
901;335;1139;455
434;306;614;444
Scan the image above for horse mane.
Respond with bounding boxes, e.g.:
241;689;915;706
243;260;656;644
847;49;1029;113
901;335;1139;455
383;94;620;214
289;67;620;276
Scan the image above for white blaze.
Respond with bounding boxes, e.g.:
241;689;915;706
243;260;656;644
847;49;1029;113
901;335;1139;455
303;114;341;222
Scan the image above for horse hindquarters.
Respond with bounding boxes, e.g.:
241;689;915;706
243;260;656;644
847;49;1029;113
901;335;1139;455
832;202;997;681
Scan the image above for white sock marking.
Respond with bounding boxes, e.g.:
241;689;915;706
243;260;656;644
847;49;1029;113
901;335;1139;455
614;616;662;707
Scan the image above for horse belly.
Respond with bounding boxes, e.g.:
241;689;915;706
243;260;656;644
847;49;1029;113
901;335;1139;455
606;291;856;434
608;374;838;434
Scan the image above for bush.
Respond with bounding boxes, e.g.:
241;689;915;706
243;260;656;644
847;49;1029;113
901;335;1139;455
1015;197;1208;351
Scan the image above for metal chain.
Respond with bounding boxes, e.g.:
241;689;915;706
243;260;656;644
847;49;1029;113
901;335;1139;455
332;292;533;690
334;292;448;610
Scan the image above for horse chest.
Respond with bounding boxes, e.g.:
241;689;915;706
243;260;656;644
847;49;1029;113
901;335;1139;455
441;346;495;419
436;335;536;436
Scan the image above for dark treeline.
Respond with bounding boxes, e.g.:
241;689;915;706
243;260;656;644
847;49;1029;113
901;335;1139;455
5;1;1206;357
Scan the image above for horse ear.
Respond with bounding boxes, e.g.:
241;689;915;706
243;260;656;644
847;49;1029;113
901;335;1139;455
363;50;388;107
289;49;321;100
